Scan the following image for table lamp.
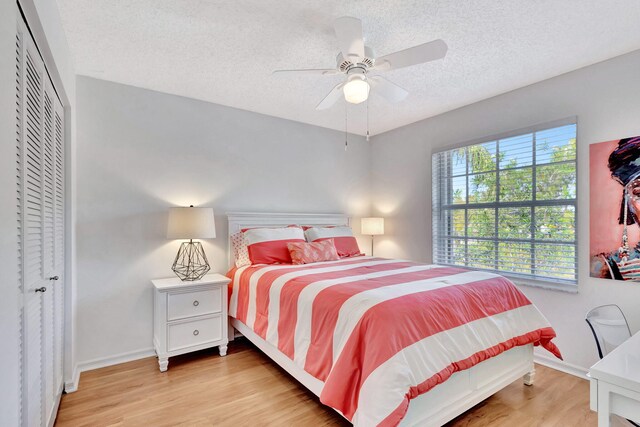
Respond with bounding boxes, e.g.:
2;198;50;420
361;217;384;256
167;205;216;281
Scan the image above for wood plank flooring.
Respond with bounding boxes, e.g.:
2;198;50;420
56;339;606;427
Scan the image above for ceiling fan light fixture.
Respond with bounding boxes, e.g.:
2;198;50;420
343;75;370;104
274;17;447;110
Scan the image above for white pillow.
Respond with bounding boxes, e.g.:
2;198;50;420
304;225;354;241
304;226;362;258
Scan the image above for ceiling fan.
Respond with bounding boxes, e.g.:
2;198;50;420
273;16;448;110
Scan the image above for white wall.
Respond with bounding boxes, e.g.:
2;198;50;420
371;49;640;372
0;0;75;423
75;76;371;366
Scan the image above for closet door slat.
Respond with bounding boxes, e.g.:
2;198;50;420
15;27;24;426
23;49;43;287
43;91;54;275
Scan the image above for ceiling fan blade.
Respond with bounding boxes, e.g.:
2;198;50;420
272;68;340;76
369;76;408;103
374;39;447;71
316;82;346;110
334;16;365;63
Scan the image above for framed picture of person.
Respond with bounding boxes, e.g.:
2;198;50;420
590;136;640;281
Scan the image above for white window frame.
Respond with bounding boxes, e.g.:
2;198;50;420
431;117;578;292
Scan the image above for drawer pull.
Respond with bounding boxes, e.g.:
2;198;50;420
193;329;199;336
193;300;199;307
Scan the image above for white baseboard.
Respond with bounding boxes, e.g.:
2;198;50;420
71;347;156;390
64;365;80;393
534;353;589;380
78;347;156;373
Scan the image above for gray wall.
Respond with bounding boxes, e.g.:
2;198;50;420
371;49;640;371
75;76;371;365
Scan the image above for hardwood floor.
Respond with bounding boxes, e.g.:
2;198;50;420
57;339;605;427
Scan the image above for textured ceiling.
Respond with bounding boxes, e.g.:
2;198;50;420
56;0;640;136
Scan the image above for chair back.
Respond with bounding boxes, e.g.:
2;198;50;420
585;304;632;359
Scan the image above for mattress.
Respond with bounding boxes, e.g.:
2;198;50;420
227;256;561;426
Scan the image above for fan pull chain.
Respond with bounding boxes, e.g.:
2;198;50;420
344;102;348;151
366;97;370;142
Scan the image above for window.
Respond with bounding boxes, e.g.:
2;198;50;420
432;122;577;285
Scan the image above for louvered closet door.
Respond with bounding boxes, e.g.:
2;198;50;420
53;95;65;410
17;16;65;427
41;84;65;425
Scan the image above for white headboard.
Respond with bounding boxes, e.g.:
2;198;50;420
227;212;350;268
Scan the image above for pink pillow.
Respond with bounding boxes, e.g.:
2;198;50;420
242;225;305;265
287;239;340;265
304;226;362;258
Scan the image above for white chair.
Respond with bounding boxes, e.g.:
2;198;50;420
586;304;639;427
585;304;632;359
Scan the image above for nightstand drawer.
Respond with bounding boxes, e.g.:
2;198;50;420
168;315;223;352
168;288;222;321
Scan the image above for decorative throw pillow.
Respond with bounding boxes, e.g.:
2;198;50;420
287;239;340;265
242;225;305;265
231;231;251;267
304;226;362;258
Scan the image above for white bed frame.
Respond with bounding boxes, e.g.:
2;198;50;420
227;212;535;427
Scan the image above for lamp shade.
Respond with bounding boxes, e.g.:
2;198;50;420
167;206;216;239
361;217;384;236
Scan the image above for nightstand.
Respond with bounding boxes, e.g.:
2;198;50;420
152;273;230;372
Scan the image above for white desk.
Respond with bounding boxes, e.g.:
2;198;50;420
589;331;640;426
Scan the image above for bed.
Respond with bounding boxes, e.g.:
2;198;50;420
226;212;561;427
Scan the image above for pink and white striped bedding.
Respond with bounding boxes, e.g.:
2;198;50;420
228;257;561;426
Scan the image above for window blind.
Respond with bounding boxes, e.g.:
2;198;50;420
432;123;577;285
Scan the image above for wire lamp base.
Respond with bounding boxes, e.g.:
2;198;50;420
172;240;211;281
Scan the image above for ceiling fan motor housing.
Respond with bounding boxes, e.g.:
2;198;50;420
336;46;375;72
346;68;367;80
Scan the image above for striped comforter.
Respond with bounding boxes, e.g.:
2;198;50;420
228;257;561;426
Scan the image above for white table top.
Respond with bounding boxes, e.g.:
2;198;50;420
152;273;230;290
589;331;640;394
